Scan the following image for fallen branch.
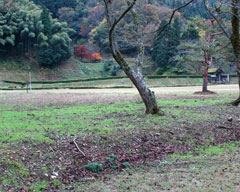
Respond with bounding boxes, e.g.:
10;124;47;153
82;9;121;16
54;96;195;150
49;146;55;153
216;126;233;130
73;138;86;157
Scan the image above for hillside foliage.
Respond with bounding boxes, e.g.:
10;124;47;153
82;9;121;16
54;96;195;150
1;0;233;76
0;0;73;67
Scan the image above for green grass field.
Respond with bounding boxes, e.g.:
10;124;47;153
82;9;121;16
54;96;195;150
0;90;240;191
0;97;230;143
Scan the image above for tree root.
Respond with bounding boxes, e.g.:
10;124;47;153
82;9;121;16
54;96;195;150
146;107;165;116
231;97;240;106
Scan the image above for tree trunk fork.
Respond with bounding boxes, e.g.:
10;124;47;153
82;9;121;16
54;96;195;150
103;0;163;115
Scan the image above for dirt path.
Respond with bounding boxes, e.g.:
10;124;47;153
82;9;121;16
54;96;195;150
0;84;238;105
0;84;238;95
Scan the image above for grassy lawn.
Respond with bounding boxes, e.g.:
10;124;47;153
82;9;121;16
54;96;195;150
0;95;235;143
0;91;239;191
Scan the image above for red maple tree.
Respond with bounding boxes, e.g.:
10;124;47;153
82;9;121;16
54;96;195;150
74;45;93;59
74;46;102;62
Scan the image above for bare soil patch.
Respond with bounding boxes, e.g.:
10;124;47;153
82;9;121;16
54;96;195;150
194;90;216;95
0;92;212;105
0;84;238;105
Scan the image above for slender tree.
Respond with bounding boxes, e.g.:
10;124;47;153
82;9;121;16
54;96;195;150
102;0;163;115
203;0;240;105
177;17;226;92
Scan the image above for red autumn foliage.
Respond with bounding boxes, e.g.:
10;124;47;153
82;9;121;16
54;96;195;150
74;45;93;59
74;45;102;62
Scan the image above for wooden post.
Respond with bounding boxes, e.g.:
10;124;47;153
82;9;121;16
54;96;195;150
29;72;32;93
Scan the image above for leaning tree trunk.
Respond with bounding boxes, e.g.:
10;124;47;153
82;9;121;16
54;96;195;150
125;65;159;114
128;70;160;115
202;66;209;92
103;0;163;115
113;51;162;114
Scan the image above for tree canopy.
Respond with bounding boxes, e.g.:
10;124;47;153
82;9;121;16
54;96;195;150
0;0;74;67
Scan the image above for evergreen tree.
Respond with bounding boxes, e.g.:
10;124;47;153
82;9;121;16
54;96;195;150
171;17;181;47
151;18;181;74
38;44;71;67
90;18;137;53
0;0;73;67
38;8;74;67
40;6;52;38
182;24;199;40
0;0;42;56
32;0;77;18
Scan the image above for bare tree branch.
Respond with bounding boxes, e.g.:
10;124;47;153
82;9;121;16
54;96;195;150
131;7;144;69
203;0;231;39
144;0;195;36
73;137;86;157
105;0;137;35
156;0;195;35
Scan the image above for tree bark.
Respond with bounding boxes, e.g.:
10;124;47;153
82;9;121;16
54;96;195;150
103;0;163;115
232;58;240;105
231;0;240;106
202;51;211;93
115;52;161;114
202;66;208;92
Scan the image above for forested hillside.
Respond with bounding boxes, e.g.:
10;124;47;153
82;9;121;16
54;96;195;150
0;0;234;80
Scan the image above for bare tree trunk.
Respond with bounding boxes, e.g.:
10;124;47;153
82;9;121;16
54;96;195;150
232;58;240;105
103;0;163;115
231;0;240;106
202;51;211;92
115;53;160;114
202;66;208;92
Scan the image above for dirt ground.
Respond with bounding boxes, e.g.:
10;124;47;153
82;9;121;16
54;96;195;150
1;84;238;94
0;84;240;191
0;84;238;105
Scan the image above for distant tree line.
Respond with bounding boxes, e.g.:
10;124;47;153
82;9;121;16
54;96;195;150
0;0;222;71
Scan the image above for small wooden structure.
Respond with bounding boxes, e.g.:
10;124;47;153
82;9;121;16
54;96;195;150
208;68;229;83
